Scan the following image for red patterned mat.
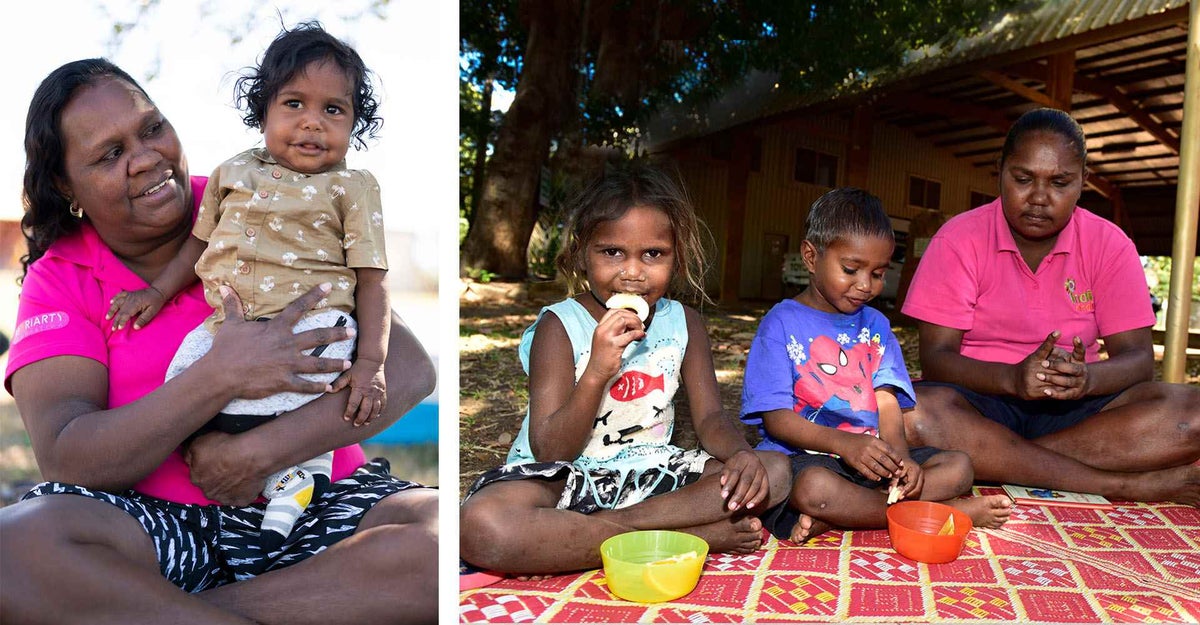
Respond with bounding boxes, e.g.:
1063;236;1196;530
460;488;1200;623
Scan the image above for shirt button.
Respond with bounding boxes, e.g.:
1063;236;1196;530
246;227;256;237
258;190;269;199
272;170;282;179
239;265;250;274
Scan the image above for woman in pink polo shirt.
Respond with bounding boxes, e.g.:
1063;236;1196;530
902;108;1199;506
0;59;437;623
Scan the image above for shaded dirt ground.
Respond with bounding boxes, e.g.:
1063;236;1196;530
459;284;1200;496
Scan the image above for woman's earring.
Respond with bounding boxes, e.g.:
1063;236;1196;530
68;201;83;219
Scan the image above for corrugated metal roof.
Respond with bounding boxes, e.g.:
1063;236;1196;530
647;0;1190;146
888;0;1187;80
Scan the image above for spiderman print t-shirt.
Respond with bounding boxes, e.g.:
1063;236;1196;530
740;299;915;455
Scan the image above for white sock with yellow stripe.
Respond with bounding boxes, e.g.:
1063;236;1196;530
259;451;333;551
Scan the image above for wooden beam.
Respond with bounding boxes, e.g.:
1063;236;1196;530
885;93;1013;135
978;70;1058;107
1047;51;1075;110
1072;74;1182;154
1006;60;1182;154
846;105;873;188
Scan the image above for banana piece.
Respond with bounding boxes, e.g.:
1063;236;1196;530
605;293;649;322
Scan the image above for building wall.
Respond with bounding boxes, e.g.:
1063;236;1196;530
674;154;730;296
866;123;998;222
669;113;998;300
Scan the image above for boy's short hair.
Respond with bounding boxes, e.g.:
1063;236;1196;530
804;187;894;251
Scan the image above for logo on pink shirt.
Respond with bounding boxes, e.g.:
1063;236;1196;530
11;311;69;344
1064;278;1094;313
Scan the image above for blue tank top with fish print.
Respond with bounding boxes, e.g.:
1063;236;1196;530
506;297;689;468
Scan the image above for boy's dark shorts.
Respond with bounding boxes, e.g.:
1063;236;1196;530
760;446;946;540
915;380;1121;439
19;458;428;593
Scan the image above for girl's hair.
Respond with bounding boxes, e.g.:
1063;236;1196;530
556;164;712;305
235;20;382;150
1000;108;1087;169
804;187;893;252
21;58;149;280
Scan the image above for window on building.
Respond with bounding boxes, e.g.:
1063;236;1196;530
710;134;732;161
908;175;941;210
794;148;838;187
970;191;994;208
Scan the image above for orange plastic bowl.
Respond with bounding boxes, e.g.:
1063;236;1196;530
887;501;972;564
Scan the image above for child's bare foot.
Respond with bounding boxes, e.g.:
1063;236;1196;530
515;574;554;582
684;516;763;554
946;494;1013;529
788;513;831;544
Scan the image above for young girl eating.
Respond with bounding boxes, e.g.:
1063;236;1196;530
460;165;790;576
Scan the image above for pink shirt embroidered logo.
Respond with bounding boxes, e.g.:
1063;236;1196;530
1064;278;1095;313
11;311;69;345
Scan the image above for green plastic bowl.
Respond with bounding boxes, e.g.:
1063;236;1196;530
600;530;709;603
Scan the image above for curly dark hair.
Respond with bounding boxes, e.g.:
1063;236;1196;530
234;21;382;150
20;58;149;281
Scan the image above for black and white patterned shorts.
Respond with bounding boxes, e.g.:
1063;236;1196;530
20;458;426;593
463;447;711;514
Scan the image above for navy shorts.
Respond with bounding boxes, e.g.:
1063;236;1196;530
20;458;427;592
761;446;944;539
916;380;1120;439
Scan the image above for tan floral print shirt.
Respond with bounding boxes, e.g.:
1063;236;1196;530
193;148;387;333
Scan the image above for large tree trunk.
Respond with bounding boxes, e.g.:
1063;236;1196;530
467;78;493;223
461;1;583;279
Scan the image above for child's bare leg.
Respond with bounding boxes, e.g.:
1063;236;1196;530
460;454;790;575
460;479;633;575
674;516;765;554
600;453;789;529
789;467;887;542
919;450;1012;529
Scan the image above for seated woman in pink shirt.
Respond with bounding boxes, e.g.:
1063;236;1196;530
0;59;437;624
902;108;1199;506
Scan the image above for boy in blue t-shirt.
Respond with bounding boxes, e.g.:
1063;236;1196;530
741;188;1012;543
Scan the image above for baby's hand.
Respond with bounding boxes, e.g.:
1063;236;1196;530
332;359;386;426
106;287;166;330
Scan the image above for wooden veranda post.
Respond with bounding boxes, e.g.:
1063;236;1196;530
1163;0;1200;383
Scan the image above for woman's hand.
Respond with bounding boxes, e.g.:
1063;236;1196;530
580;308;644;385
720;450;771;511
1037;336;1091;399
208;283;353;400
1012;331;1067;400
184;431;269;506
836;433;902;482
